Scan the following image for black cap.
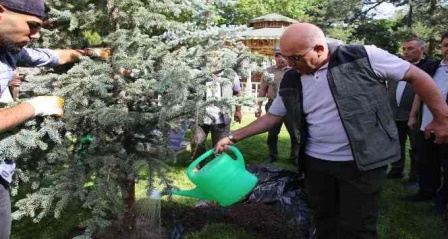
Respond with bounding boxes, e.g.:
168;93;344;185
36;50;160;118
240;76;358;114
0;0;46;19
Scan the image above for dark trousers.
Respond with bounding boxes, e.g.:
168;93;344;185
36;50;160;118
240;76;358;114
0;184;11;239
389;121;418;180
265;100;298;159
304;155;386;239
191;123;230;159
416;131;448;196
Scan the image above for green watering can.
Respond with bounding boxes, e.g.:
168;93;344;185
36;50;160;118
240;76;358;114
171;146;258;207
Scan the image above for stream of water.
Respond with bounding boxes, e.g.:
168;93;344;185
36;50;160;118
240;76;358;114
135;190;162;238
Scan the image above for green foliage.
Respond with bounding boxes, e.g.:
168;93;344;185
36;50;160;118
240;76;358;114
311;0;364;27
325;25;355;44
82;31;102;46
11;114;448;238
217;0;314;25
7;0;253;238
8;0;448;238
350;19;401;54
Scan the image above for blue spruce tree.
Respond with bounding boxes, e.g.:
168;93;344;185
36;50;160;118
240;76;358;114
3;0;254;238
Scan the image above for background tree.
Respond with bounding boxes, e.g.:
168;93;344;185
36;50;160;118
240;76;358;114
349;19;402;54
217;0;315;25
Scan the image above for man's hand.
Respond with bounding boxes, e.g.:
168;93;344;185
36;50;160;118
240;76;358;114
214;136;234;154
84;48;111;59
255;108;262;118
26;96;64;117
234;109;242;123
408;115;418;130
424;116;448;143
8;75;23;87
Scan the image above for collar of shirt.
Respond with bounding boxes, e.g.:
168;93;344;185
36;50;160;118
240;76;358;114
308;62;329;76
440;60;448;67
276;65;290;71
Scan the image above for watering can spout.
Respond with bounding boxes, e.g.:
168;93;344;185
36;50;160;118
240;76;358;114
170;188;212;201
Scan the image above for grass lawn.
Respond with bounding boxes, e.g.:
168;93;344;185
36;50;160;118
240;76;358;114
232;111;448;239
10;110;448;238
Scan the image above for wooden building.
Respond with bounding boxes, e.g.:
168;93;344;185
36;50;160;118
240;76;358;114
239;13;297;56
239;13;341;56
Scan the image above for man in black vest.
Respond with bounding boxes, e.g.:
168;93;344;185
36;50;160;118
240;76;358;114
214;23;448;239
387;39;438;189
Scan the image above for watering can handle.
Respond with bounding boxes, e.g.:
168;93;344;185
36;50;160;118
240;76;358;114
229;145;244;167
187;146;244;176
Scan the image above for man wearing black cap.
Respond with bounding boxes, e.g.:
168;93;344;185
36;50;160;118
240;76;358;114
0;0;109;101
256;46;298;164
0;1;66;238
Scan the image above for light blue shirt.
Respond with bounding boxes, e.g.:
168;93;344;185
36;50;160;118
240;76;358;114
396;81;407;106
420;61;448;131
0;47;59;96
0;47;59;184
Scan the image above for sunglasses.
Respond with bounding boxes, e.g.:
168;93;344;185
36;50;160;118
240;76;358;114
283;45;316;62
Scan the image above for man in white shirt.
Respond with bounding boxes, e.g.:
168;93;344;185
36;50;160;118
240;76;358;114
408;32;448;214
191;70;242;160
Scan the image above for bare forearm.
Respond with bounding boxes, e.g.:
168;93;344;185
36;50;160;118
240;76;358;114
405;65;448;119
409;94;421;118
55;49;86;65
257;85;268;109
232;113;282;141
0;103;35;132
235;90;243;111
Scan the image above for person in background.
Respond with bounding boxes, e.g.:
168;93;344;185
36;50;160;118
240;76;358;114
191;69;243;160
214;23;448;239
256;46;298;164
408;32;448;215
0;2;109;102
0;1;66;238
387;38;438;190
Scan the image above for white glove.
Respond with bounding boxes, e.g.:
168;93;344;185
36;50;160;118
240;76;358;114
26;96;64;117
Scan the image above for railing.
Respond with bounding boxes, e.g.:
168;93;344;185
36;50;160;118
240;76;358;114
241;82;260;97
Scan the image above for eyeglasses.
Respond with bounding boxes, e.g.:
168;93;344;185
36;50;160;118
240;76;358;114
283;45;316;62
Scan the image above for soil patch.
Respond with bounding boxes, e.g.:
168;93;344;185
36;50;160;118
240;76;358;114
161;201;303;239
91;201;303;239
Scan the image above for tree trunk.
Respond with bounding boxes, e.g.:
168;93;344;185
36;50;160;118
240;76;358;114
407;0;412;28
202;0;211;28
427;0;437;58
122;179;136;233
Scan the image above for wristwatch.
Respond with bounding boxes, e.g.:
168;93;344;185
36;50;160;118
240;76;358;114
227;133;237;143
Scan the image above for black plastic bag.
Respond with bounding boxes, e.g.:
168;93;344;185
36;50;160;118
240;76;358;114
244;165;314;239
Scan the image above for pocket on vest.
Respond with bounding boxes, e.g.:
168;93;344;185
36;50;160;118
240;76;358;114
345;107;399;166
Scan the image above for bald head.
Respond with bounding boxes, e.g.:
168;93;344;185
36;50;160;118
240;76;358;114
280;23;326;53
279;23;329;74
